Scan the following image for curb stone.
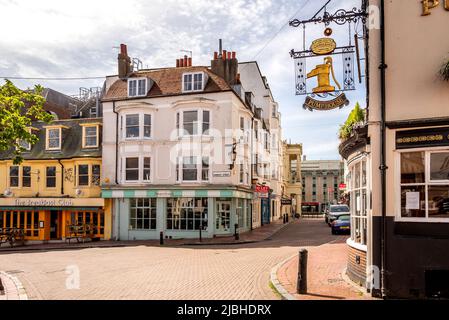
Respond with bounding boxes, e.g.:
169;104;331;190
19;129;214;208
269;254;298;301
0;271;28;300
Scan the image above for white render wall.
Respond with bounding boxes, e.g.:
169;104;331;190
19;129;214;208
102;91;253;188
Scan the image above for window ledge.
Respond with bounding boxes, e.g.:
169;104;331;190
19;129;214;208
346;238;367;252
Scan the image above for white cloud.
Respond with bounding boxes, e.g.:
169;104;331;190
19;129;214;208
0;0;365;159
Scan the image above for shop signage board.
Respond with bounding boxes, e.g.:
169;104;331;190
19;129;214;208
396;127;449;149
212;171;232;178
281;199;293;206
0;198;105;207
255;185;270;194
339;183;347;191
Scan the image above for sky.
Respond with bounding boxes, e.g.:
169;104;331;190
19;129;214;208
0;0;366;160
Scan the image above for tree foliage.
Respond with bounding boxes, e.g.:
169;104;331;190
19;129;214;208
0;80;53;164
339;102;366;140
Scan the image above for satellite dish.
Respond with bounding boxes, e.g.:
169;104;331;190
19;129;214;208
75;189;83;196
4;189;13;197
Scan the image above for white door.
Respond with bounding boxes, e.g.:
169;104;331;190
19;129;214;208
216;201;231;234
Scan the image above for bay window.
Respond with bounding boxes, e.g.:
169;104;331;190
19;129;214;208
399;150;449;220
177;109;211;137
78;165;90;186
177;156;210;183
124;113;152;139
124;157;152;183
348;158;368;246
125;158;139;181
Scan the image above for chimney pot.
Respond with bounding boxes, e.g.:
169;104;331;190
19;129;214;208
176;59;180;68
120;44;128;55
232;51;236;59
188;57;192;67
184;55;188;67
227;52;232;60
214;52;218;60
179;58;184;67
222;50;227;60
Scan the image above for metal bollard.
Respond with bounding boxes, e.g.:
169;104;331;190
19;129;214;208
286;214;289;223
283;214;286;224
234;223;240;241
199;227;202;242
297;249;308;294
160;231;164;245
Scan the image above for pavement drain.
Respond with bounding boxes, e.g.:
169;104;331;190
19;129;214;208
5;270;23;275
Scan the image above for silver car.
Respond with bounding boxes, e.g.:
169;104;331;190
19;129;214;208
326;205;350;226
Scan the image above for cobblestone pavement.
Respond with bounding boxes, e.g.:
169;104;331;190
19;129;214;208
0;218;347;300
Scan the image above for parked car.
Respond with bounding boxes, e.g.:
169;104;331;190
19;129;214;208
331;214;351;235
326;204;350;226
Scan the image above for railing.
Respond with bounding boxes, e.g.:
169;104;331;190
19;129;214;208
65;224;96;244
0;228;25;248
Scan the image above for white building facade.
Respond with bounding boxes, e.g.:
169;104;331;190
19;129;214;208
101;46;284;240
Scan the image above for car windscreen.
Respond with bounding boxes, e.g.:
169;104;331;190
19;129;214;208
330;206;349;213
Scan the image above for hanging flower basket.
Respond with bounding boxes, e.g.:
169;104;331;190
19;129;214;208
440;59;449;82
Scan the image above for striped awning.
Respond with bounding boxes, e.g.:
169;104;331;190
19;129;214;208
101;189;253;200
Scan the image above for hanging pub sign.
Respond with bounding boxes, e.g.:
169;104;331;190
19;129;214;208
289;3;367;112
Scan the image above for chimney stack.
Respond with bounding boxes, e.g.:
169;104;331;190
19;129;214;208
211;40;239;85
176;55;192;67
118;44;132;79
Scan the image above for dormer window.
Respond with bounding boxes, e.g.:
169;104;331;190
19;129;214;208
183;72;207;92
46;127;62;150
128;78;147;97
81;124;100;148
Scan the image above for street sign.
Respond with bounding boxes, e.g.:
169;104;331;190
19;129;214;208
339;183;347;191
255;185;270;194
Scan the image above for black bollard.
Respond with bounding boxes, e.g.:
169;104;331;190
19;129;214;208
286;214;289;223
199;227;202;242
234;223;239;241
297;249;308;294
283;214;286;224
160;231;164;245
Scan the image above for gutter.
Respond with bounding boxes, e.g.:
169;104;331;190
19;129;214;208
379;0;388;299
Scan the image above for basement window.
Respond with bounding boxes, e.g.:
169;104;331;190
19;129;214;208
128;78;147;97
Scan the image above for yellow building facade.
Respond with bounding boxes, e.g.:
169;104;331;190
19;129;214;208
0;118;111;242
281;143;303;215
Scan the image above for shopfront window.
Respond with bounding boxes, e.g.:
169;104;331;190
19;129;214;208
0;211;39;239
348;159;368;246
236;199;244;229
400;151;449;220
166;198;208;231
68;211;104;238
130;198;157;230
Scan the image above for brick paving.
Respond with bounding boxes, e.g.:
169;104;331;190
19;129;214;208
0;218;363;300
0;272;20;300
276;236;373;300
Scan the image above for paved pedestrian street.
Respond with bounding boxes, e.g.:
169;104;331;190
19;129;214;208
0;219;350;300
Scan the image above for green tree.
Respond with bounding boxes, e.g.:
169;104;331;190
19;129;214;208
339;102;366;140
0;80;53;164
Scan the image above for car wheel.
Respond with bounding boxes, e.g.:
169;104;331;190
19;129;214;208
331;229;336;235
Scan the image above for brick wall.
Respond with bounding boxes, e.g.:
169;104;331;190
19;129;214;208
347;245;367;287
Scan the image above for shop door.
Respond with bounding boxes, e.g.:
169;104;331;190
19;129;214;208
50;211;61;240
261;198;271;225
216;201;231;234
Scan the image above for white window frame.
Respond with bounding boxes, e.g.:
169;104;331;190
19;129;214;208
122;112;153;140
8;165;20;188
176;156;210;183
17;128;32;151
45;127;62;150
77;163;91;187
127;78;148;98
347;157;369;248
82;125;99;149
182;72;206;93
176;109;211;137
396;146;449;223
122;156;152;184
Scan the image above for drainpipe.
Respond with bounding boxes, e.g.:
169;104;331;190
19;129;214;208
250;117;254;231
112;101;119;185
379;0;388;299
58;159;64;196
